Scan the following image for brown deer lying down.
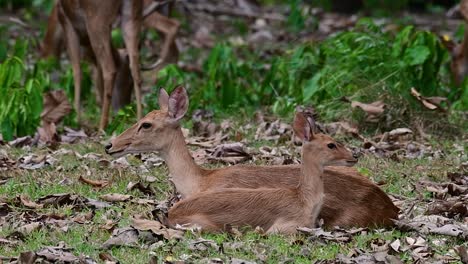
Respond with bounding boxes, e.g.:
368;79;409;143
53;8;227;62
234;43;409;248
105;87;399;228
167;112;357;233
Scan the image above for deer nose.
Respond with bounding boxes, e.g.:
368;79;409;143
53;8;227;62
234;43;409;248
105;143;112;153
353;153;359;159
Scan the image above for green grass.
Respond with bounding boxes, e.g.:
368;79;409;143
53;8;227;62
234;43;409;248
0;135;466;263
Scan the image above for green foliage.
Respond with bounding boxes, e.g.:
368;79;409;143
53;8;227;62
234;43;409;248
303;20;451;121
0;0;54;11
0;40;47;140
287;0;305;32
106;105;137;134
147;19;462;131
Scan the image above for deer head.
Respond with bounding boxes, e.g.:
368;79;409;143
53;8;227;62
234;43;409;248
105;86;188;157
293;112;358;167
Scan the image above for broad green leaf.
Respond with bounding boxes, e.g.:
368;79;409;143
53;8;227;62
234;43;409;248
404;45;430;66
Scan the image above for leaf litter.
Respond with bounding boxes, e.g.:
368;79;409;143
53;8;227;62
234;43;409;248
0;92;466;263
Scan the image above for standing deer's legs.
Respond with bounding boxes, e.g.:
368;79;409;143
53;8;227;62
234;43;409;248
84;18;117;130
91;66;103;107
143;11;180;69
122;0;143;119
58;6;82;124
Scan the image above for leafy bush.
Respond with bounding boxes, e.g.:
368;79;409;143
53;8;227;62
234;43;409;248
0;40;48;140
146;19;463;132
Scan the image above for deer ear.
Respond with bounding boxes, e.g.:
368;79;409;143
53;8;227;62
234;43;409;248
159;88;169;111
293;112;312;141
168;85;189;121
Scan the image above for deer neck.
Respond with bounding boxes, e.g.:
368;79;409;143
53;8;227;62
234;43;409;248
298;149;325;208
161;127;203;198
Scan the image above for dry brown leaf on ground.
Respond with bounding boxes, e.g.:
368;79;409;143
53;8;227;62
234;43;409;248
0;150;16;171
41;90;72;123
207;142;251;164
395;215;468;239
71;211;95;224
60;127;88;143
131;217;163;233
100;219;118;232
350;100;386;122
323;121;362;139
36;193;111;209
188;238;220;252
192;109;218;137
297;227;366;243
0;237;19;248
8;136;33;147
38;90;72;144
255;119;292;142
126;181;156;196
99;252;119;264
110;157;130;169
18;194;43;209
426;199;468;217
335;250;402;264
132;216;184;240
17;222;42;235
100;193;132;203
18;154;57;170
410;87;447;111
78;175;109;188
35;243;79;262
140;153;164;168
102;227;139;249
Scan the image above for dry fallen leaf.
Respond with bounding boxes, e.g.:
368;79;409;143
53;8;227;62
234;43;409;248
36;244;79;262
410;87;447;111
19;194;43;209
131;217;163;233
78;176;109;188
38;90;72;144
351;100;386;117
60;127;88;143
102;227;139;249
17;222;42;234
100;194;132;203
18;154;57;170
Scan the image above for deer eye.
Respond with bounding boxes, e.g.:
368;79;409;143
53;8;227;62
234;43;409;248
141;122;152;129
327;143;336;149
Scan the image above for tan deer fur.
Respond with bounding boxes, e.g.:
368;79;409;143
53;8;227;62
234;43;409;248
47;0;179;129
167;112;357;233
41;0;180;66
106;87;399;228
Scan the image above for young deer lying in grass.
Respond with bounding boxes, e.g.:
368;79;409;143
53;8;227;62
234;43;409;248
166;112;356;233
105;87;399;228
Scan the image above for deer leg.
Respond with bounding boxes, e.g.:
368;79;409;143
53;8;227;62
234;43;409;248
121;0;143;119
59;8;82;124
112;50;133;111
41;2;64;58
91;65;103;107
143;12;180;67
85;21;116;130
